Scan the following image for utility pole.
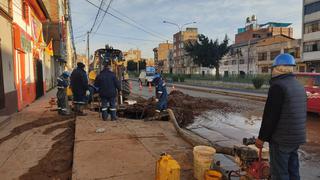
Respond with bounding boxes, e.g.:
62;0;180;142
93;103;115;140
87;31;90;63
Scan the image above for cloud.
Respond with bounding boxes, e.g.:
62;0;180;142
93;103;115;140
71;0;302;58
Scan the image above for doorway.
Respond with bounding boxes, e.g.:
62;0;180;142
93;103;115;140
0;39;5;109
35;59;44;98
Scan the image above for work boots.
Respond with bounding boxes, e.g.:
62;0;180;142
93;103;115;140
74;104;87;116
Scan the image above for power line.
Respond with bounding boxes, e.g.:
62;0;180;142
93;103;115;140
109;7;170;40
84;0;167;41
93;0;113;34
89;0;105;33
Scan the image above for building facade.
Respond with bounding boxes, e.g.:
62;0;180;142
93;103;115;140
256;36;303;74
123;49;141;67
0;0;17;115
154;42;173;73
220;16;296;76
302;0;320;72
12;0;49;110
173;27;198;74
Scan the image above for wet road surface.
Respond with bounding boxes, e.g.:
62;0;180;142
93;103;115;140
130;80;320;179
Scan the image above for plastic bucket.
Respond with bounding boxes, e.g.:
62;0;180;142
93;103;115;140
193;146;216;180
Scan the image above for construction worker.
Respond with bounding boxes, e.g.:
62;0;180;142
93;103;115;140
153;73;168;112
255;53;307;180
70;62;89;116
94;61;121;121
56;71;70;115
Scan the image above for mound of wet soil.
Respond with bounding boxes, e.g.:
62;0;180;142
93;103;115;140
122;90;239;127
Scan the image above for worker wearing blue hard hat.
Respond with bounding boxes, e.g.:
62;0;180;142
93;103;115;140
57;71;71;115
256;53;307;179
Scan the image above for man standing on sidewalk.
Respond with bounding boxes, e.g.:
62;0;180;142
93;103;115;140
256;53;307;180
70;62;90;116
56;71;70;115
94;61;121;121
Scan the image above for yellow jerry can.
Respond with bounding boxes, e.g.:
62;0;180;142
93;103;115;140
156;154;180;180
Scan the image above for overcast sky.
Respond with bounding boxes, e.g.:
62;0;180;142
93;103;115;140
71;0;303;58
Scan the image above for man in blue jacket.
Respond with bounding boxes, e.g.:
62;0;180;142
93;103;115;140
153;74;168;113
256;53;307;180
70;62;89;116
57;71;70;115
94;62;121;121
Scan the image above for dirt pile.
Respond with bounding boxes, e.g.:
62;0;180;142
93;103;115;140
167;90;238;127
122;90;239;127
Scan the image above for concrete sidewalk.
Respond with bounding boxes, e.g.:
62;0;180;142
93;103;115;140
0;89;74;179
72;111;194;180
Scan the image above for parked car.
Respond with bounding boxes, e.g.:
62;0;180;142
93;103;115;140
295;72;320;114
139;70;155;86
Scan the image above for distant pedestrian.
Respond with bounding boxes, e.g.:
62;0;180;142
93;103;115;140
256;53;307;180
94;61;121;121
153;73;168;112
56;71;70;115
70;62;89;116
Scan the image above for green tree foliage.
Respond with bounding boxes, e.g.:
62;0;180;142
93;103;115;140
185;34;230;77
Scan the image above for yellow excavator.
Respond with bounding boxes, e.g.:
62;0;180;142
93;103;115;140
67;45;130;102
88;45;130;101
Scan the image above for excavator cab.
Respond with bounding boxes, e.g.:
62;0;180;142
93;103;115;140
89;45;130;101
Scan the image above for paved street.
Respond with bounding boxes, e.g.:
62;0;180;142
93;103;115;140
129;80;320;180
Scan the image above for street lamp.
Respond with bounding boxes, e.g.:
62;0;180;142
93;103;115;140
163;20;197;32
163;20;197;74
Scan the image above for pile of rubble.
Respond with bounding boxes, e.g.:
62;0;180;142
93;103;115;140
121;90;238;127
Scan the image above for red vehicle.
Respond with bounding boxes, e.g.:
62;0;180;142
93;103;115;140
295;73;320;114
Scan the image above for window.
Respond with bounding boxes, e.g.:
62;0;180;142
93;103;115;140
239;59;245;64
304;40;320;52
304;1;320;15
22;0;29;23
232;60;237;65
270;51;280;60
261;67;269;73
258;52;267;61
224;61;229;65
304;20;320;34
299;66;305;72
253;34;261;38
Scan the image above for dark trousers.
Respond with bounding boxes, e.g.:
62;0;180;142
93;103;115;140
269;142;300;180
157;94;168;111
101;97;116;120
57;89;68;114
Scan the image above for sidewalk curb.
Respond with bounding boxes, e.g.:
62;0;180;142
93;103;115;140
172;84;267;102
129;78;267;102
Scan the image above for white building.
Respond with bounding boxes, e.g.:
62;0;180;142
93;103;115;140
302;0;320;72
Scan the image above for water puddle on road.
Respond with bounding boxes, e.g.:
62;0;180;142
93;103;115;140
187;110;262;139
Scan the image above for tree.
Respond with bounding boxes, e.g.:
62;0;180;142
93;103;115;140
185;34;230;77
127;60;137;71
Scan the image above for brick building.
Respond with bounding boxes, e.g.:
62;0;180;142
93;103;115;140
173;27;198;74
153;42;173;73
